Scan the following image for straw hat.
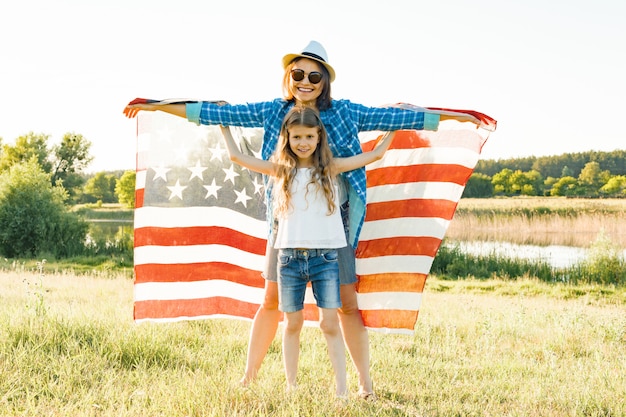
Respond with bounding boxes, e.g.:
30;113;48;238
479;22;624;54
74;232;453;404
282;40;335;82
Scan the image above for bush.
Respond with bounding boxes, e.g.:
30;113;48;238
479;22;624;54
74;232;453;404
576;231;626;286
0;159;89;258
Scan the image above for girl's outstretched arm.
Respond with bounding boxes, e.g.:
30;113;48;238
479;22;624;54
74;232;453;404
333;131;396;174
219;126;275;176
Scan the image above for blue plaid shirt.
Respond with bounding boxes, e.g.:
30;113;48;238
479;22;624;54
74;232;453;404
187;99;440;247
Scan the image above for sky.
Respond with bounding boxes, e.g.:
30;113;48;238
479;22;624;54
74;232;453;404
1;0;624;173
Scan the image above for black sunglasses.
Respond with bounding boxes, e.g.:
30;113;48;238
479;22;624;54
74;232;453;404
290;69;323;84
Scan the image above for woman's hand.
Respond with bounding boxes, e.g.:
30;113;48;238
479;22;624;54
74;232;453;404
440;111;482;127
123;102;154;118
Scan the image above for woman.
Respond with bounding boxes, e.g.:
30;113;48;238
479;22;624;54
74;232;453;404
124;40;480;399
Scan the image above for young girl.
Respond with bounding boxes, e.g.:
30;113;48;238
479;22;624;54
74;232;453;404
220;106;396;397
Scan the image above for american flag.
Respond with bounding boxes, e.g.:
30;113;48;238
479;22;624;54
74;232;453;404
133;105;495;334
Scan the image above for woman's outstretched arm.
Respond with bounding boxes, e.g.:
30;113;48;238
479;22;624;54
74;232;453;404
123;100;186;119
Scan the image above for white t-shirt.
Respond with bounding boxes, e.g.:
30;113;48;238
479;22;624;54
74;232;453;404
273;168;347;249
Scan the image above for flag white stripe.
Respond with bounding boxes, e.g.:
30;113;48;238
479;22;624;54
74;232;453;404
134;280;264;302
136;170;147;190
359;217;450;241
134;244;265;268
368;147;480;170
357;291;422;311
356;255;434;275
367;181;465;203
134;206;266;238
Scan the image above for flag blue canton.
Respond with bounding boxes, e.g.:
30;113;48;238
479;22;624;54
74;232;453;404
142;123;267;221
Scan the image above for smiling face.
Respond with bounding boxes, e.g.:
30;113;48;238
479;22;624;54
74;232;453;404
287;124;320;167
288;58;325;107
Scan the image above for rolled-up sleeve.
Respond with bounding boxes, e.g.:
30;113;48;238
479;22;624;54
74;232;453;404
186;102;202;125
424;112;441;131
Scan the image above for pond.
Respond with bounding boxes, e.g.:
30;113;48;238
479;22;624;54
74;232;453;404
448;240;626;269
87;220;133;246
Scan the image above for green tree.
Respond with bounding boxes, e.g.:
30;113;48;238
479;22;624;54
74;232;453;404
561;165;573;177
462;173;493;198
50;133;93;202
0;158;88;258
491;168;514;195
0;132;52;173
550;176;580;196
84;172;117;203
524;170;544;196
578;161;610;196
543;177;558;196
116;170;136;208
50;133;93;181
0;131;92;201
600;175;626;196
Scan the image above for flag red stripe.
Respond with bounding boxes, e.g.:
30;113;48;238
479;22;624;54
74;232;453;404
357;272;427;293
367;164;473;187
134;226;266;254
360;309;420;330
134;262;264;285
365;198;458;221
361;130;431;151
134;297;260;321
356;236;442;258
135;188;145;209
362;129;485;152
134;295;322;323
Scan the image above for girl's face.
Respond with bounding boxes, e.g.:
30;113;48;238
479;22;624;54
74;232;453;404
287;125;320;167
288;58;325;107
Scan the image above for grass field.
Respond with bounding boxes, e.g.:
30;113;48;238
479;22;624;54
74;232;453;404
2;270;625;416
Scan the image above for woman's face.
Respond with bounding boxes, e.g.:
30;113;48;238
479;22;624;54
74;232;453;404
288;58;325;107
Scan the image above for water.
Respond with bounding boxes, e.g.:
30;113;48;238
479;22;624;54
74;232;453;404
449;240;626;268
87;220;133;246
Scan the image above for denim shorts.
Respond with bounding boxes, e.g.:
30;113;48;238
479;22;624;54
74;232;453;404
277;248;342;313
263;243;356;285
262;202;356;285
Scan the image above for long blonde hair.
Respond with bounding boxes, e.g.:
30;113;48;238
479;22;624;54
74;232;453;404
272;106;336;218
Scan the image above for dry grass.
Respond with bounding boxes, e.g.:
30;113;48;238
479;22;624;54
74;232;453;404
448;197;626;248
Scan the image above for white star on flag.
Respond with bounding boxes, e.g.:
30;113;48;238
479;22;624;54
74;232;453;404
188;161;207;181
208;143;227;161
233;187;252;208
252;177;264;195
167;179;186;200
222;165;240;185
152;166;170;181
203;179;222;199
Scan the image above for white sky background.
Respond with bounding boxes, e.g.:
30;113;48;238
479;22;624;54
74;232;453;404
1;0;624;173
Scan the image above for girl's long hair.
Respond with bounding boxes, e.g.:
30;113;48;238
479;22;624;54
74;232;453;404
282;58;332;110
272;106;336;218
